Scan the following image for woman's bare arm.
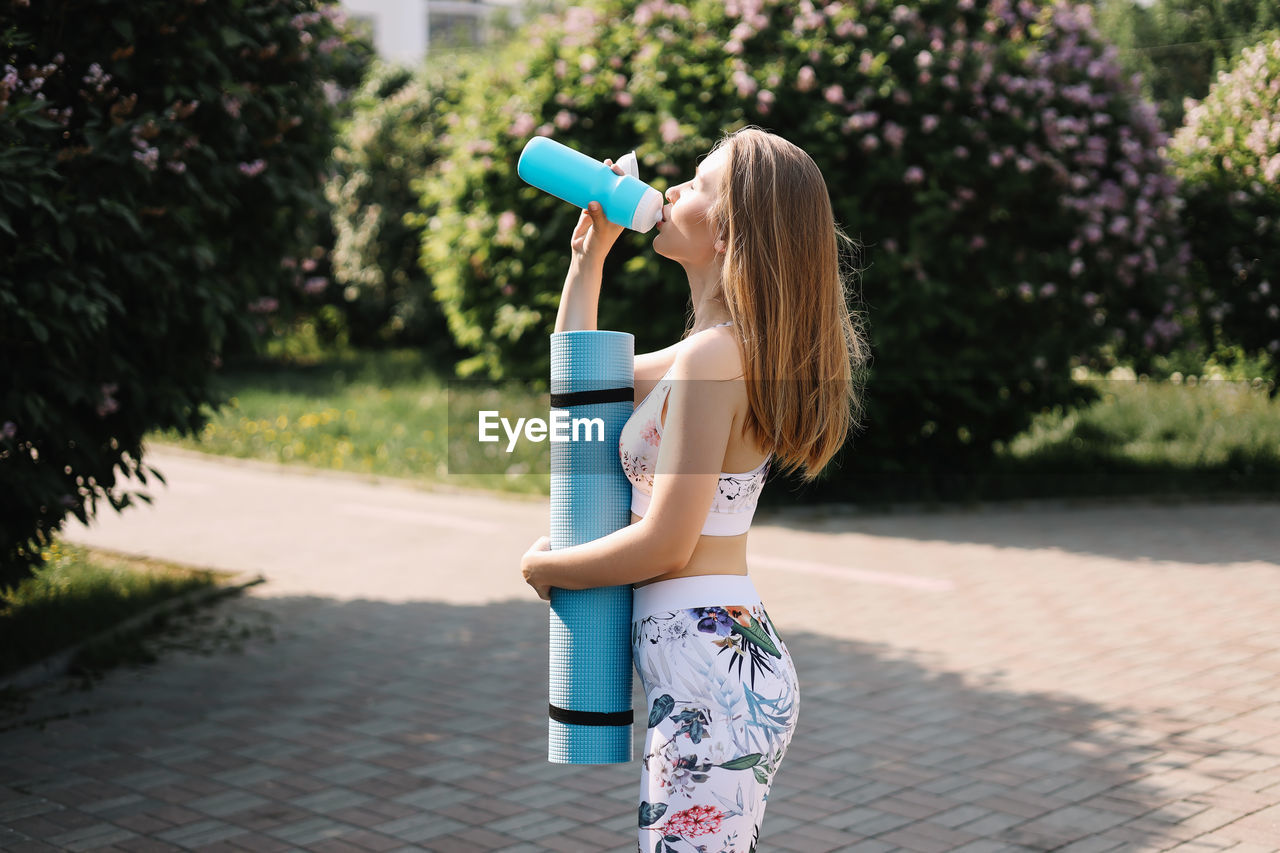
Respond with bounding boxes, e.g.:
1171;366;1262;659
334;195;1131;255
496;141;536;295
554;250;604;333
554;159;626;333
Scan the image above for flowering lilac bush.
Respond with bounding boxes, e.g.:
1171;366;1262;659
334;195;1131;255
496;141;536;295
0;0;371;586
419;0;1193;496
1166;37;1280;384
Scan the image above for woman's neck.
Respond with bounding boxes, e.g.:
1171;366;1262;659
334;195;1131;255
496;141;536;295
684;263;730;334
691;300;731;333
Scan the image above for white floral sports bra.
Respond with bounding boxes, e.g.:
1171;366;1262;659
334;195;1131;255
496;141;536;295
618;322;771;536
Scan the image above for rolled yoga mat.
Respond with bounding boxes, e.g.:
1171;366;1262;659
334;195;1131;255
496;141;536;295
547;330;636;764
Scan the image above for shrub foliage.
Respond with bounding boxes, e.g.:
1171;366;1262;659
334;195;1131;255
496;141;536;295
325;58;474;362
0;0;369;587
1095;0;1280;132
1167;37;1280;383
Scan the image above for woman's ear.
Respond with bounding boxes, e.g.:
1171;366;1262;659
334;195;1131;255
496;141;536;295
714;237;727;255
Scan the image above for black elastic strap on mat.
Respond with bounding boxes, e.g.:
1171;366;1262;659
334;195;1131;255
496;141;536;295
548;703;634;727
549;387;633;408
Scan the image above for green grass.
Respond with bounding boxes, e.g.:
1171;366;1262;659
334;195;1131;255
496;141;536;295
982;374;1280;500
153;347;552;496
0;540;229;679
1006;377;1280;466
149;344;1280;504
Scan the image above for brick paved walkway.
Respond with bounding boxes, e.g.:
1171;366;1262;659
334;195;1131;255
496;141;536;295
2;445;1279;852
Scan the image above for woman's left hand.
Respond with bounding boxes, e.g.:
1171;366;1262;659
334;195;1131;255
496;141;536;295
521;535;553;601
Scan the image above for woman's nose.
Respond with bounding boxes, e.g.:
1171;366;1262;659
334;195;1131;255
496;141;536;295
665;185;680;203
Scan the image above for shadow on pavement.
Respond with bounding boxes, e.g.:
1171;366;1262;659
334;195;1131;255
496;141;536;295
0;593;1254;852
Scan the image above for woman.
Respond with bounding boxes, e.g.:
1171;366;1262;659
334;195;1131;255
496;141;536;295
521;126;869;853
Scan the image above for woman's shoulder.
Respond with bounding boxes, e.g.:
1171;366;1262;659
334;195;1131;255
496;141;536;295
672;326;743;382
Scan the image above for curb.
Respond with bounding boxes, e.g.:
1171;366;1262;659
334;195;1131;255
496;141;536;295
141;439;550;504
0;568;266;694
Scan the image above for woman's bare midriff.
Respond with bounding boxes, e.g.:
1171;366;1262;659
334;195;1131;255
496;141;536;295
631;510;750;588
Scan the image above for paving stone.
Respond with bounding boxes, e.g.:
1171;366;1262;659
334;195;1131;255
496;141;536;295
372;813;465;844
188;790;274;819
46;821;138;852
154;818;249;847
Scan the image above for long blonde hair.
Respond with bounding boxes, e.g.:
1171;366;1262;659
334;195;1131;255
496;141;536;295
687;126;871;483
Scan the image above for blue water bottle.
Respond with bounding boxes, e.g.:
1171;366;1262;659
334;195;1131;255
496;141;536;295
518;137;665;233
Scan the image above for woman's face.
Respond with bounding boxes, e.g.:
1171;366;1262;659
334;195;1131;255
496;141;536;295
653;146;730;267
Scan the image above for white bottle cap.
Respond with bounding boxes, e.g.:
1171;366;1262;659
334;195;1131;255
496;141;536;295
630;187;665;232
616;150;639;179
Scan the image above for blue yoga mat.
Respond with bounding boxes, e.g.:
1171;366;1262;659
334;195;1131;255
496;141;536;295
547;330;635;764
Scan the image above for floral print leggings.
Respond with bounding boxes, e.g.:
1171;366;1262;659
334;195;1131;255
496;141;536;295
631;576;800;853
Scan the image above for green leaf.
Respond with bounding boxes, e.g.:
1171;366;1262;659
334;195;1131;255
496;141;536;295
753;766;768;785
731;618;782;658
638;801;667;828
221;26;248;48
718;753;763;771
23;114;64;131
647;694;674;728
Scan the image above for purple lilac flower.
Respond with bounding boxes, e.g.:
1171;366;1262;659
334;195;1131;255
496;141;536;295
97;383;119;418
883;122;905;149
133;148;159;170
510;113;535;137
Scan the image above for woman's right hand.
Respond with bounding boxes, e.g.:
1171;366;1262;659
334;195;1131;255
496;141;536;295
569;158;626;264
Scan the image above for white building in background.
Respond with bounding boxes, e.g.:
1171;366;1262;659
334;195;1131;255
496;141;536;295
339;0;528;65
